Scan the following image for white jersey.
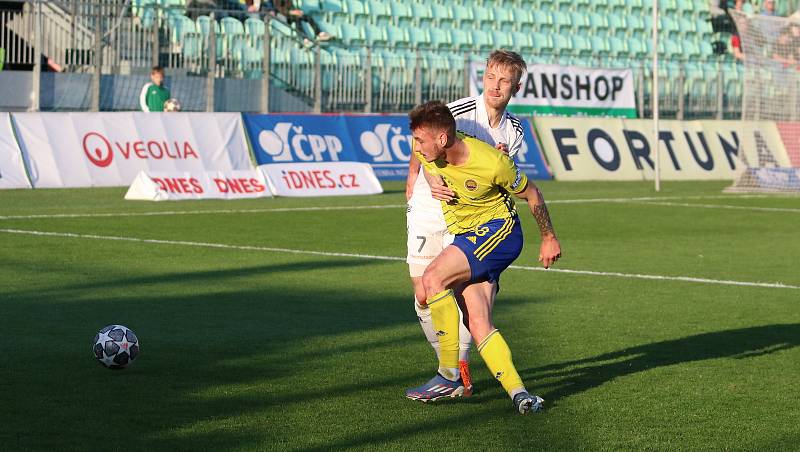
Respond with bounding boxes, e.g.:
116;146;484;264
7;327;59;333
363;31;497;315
408;93;525;214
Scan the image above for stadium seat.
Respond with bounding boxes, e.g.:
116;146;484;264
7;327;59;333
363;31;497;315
196;15;225;59
344;0;369;25
431;4;456;29
406;26;430;49
532;31;554;54
366;0;392;26
608;36;629;58
511;31;536;54
625;0;645;15
551;11;571;33
530;10;552;34
338;23;365;46
492;30;514;50
168;15;196;44
570;12;592;33
386;25;409;48
470;29;494;52
451;6;474;29
471;6;494;30
296;0;322;14
571;35;593;58
364;24;387;47
492;8;515;33
391;1;415;28
244;17;265;46
429;28;453;50
320;0;346;23
449;29;472;51
588;13;609;34
410;3;434;27
606;15;627;39
591;35;611;57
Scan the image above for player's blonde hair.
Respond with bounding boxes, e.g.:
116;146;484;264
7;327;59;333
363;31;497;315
486;50;526;85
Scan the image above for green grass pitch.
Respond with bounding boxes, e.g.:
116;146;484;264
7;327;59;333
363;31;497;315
1;180;799;451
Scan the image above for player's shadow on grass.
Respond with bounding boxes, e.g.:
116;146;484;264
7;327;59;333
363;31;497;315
521;324;800;406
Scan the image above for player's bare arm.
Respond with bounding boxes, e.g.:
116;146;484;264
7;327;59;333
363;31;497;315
516;182;561;269
406;157;421;201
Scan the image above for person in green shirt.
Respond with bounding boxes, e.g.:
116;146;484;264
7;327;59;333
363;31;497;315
139;66;171;112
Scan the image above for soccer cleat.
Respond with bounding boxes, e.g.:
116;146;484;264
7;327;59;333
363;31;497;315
405;373;466;402
459;360;474;397
513;392;544;415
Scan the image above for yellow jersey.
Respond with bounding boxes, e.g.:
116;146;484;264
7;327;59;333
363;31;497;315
415;132;529;235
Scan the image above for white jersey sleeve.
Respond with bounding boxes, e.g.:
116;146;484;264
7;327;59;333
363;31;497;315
446;94;525;158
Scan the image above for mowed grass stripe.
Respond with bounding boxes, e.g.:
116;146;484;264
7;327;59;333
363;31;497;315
2;227;798;290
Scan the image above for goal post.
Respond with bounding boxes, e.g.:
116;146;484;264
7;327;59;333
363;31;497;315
725;11;800;193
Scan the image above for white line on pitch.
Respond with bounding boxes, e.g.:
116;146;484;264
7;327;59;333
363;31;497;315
0;204;406;220
0;194;779;221
1;227;798;290
627;201;800;214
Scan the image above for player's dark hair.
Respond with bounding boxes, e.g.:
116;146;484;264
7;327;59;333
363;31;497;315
487;50;526;85
408;101;456;137
151;65;165;74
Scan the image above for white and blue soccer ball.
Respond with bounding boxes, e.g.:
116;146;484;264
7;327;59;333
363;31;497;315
93;324;139;369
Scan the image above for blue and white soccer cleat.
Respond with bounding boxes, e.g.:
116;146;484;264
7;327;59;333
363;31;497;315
513;392;544;415
405;374;466;402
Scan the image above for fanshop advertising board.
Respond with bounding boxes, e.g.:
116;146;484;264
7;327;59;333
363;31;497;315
12;112;252;188
534;117;791;180
470;63;636;118
243;113;551;180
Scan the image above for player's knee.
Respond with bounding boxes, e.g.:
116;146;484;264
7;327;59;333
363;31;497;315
468;315;493;341
421;269;445;298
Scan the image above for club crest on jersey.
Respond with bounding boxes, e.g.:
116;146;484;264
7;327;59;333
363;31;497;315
464;179;478;191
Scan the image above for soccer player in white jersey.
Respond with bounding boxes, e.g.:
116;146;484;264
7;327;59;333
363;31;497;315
405;50;528;399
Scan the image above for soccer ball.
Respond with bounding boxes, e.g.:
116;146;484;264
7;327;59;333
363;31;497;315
163;98;181;112
93;324;139;369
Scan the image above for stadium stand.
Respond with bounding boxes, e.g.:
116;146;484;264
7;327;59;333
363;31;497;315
0;0;749;115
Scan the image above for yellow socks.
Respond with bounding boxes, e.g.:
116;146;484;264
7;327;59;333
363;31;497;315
427;289;460;380
478;329;525;396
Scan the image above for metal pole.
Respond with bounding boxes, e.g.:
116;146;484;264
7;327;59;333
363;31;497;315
151;6;159;68
364;48;372;113
637;64;644;118
677;64;684;120
91;3;102;112
313;43;321;113
414;49;422;105
652;0;660;192
717;64;725;120
464;53;470;98
206;13;216;112
261;17;271;114
30;0;41;112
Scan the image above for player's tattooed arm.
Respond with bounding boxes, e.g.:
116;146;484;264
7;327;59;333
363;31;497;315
532;201;555;238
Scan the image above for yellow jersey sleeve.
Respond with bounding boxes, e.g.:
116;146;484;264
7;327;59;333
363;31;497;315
494;154;528;195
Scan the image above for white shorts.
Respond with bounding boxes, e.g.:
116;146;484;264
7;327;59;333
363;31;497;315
406;204;454;277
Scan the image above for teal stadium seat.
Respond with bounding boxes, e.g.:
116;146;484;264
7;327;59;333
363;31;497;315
588;13;609;34
511;31;536;54
532;31;554;54
364;24;387;47
471;30;494;52
626;0;646;15
390;1;415;28
429;28;453;50
408;3;433;28
471;6;494;30
196;15;224;59
529;10;551;34
492;8;515;33
320;0;346;23
449;29;472;52
406;26;430;49
386;26;409;49
608;36;629;59
570;12;592;33
244;17;265;47
591;36;611;57
431;4;456;29
451;6;474;29
607;15;628;39
344;0;369;26
366;0;392;26
339;23;365;46
492;31;514;50
551;11;571;33
168;14;196;43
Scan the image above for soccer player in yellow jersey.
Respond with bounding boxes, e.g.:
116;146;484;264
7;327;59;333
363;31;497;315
404;101;562;414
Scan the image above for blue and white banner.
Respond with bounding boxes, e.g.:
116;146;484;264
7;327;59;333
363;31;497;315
243;114;551;180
